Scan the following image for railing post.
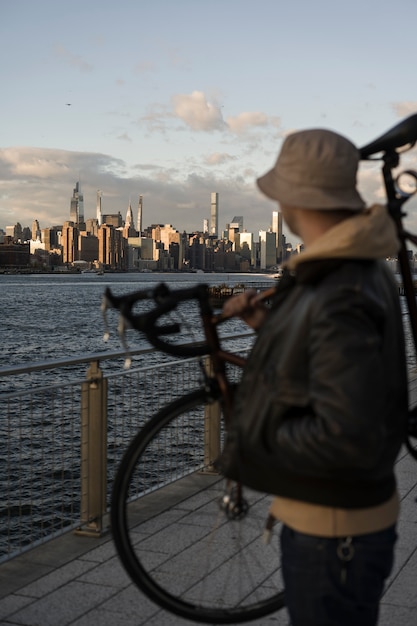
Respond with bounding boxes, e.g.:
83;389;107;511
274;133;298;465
75;359;108;537
203;356;221;473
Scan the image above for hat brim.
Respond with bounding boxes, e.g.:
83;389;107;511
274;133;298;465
257;169;365;211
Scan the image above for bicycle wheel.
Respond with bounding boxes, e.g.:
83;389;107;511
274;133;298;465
111;388;285;624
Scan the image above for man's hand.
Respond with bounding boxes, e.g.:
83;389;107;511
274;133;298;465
222;289;268;330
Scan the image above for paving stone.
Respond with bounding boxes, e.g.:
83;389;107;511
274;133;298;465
6;581;115;626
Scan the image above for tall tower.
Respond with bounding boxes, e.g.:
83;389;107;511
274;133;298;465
137;195;143;236
210;192;218;237
124;200;136;237
32;219;41;241
272;210;283;263
96;190;102;226
70;182;84;224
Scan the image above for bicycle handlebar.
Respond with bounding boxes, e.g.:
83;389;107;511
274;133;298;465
102;283;216;357
102;282;278;359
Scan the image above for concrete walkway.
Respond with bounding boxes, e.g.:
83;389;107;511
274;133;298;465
1;382;417;625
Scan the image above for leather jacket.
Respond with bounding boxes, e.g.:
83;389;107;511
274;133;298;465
225;208;409;509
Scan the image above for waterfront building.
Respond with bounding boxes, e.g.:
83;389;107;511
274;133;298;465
78;232;99;263
98;224;126;270
61;222;79;264
0;239;30;267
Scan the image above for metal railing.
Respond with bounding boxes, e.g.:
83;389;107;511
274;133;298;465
0;334;253;563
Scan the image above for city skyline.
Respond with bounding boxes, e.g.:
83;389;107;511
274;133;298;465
3;181;281;243
2;1;417;238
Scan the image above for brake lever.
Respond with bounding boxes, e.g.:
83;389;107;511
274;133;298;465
117;314;133;369
101;292;133;367
101;293;112;342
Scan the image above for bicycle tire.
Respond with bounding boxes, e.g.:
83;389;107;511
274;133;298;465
111;388;285;624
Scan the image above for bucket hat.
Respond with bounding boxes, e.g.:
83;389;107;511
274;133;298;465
257;129;365;211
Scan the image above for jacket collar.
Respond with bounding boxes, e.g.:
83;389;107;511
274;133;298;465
284;204;399;273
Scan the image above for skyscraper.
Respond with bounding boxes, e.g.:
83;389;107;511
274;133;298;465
61;221;79;263
96;190;102;226
70;182;84;225
124;200;136;238
272;210;283;263
259;230;276;269
230;216;243;231
137;195;143;236
31;219;41;241
210;192;218;237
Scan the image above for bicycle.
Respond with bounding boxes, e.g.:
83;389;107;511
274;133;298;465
102;281;282;624
103;113;417;624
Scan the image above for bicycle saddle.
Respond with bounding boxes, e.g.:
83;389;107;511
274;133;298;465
360;113;417;158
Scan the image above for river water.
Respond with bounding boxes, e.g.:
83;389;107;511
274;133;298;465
1;269;414;372
0;272;270;365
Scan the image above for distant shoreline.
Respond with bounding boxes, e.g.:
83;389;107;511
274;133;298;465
0;268;279;276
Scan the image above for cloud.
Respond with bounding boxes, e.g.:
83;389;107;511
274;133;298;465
140;91;282;141
171;91;225;131
205;152;236;166
0;148;70;179
0;146;271;234
392;102;417;118
0;147;128;227
227;112;267;134
226;112;281;135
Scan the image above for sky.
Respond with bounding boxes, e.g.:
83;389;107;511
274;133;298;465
2;0;417;243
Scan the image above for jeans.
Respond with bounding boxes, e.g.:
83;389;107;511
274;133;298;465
280;524;397;626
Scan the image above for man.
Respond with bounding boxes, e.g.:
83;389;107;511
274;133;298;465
222;129;408;625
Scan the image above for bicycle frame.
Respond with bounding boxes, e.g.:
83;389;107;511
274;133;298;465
359;114;417;454
102;282;276;428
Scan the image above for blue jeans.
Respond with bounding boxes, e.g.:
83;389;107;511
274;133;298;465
280;524;397;626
